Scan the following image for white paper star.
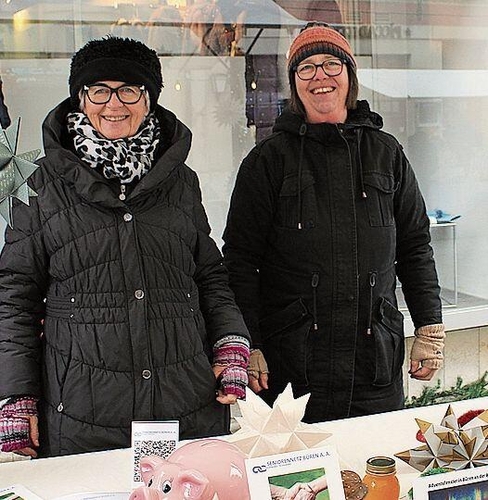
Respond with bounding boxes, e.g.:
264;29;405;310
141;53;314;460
227;384;332;458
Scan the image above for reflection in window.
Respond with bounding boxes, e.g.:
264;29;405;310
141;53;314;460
0;0;487;312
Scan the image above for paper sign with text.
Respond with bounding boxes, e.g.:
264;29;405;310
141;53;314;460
0;484;43;500
245;445;345;500
131;420;179;488
413;465;488;499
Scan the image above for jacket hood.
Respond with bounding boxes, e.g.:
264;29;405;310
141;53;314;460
40;98;192;208
270;100;384;229
272;100;383;136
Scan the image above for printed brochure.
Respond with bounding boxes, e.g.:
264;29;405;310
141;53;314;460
245;445;345;500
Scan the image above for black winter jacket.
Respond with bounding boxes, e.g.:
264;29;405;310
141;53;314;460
223;101;442;422
0;99;249;457
0;76;11;129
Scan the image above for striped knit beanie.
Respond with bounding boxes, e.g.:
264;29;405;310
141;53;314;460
287;24;357;72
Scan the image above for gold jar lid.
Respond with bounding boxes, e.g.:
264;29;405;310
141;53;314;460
365;456;397;475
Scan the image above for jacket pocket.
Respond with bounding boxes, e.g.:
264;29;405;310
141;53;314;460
371;297;405;387
260;299;312;385
276;171;317;230
363;172;397;227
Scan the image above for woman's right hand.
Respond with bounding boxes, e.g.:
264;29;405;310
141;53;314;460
0;397;39;458
14;415;39;458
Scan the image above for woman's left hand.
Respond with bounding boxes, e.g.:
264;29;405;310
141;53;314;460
409;360;437;381
212;365;238;404
410;324;445;381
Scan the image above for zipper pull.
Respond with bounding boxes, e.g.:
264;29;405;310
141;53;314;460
119;184;126;201
311;273;319;331
366;271;377;335
369;272;376;288
311;273;319;288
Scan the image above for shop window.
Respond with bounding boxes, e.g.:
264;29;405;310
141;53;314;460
0;0;487;331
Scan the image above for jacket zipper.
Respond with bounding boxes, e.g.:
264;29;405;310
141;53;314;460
311;272;319;330
338;125;367;199
297;123;307;229
366;271;377;335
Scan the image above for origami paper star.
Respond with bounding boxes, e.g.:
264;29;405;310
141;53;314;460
227;384;331;458
395;405;488;472
0;118;40;227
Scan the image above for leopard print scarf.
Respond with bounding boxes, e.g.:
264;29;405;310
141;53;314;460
67;112;160;184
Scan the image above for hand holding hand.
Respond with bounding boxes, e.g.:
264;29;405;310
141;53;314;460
292;491;317;500
284;483;316;500
269;484;289;499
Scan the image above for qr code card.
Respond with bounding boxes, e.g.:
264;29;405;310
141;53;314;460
131;420;179;487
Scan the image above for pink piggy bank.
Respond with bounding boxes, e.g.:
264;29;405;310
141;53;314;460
129;438;250;500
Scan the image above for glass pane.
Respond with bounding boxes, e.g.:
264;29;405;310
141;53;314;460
361;0;488;310
1;0;487;317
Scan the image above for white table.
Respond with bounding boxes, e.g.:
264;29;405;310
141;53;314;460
1;397;487;499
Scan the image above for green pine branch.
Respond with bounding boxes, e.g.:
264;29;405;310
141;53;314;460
405;371;488;408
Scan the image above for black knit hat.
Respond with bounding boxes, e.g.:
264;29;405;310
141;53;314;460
69;36;163;111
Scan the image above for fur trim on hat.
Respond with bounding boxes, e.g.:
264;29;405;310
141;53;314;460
69;36;163;111
287;24;357;71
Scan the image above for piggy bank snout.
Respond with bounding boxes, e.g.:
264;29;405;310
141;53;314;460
129;486;163;500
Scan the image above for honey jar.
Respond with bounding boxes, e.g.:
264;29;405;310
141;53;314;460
362;456;400;500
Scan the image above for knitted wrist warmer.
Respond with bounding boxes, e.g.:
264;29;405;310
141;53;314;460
0;397;38;452
219;366;249;399
411;323;445;370
213;335;250;399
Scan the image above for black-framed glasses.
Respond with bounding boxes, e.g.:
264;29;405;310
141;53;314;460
295;59;345;81
83;83;145;105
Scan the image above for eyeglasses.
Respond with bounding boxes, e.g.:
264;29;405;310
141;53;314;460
295;59;345;81
83;84;145;105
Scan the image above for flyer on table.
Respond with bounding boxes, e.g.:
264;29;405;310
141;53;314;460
0;484;43;500
131;420;179;488
245;445;345;500
413;464;488;499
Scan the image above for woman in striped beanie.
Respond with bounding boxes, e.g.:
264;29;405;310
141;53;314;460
286;22;359;121
224;22;444;424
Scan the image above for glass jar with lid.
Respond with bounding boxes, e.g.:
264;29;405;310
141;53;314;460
362;456;400;499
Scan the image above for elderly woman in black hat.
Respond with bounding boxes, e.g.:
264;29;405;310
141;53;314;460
0;36;250;458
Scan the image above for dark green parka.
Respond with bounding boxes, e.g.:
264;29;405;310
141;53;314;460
223;101;442;422
0;100;249;457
